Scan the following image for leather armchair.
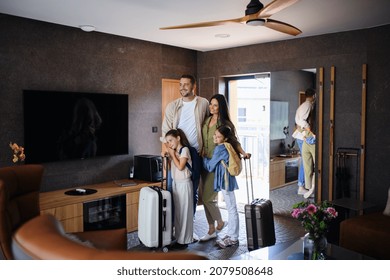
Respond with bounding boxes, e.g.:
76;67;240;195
2;165;207;260
0;164;44;259
0;164;126;259
12;214;207;260
339;212;390;259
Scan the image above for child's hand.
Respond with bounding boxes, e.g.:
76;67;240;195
167;147;176;157
243;153;251;159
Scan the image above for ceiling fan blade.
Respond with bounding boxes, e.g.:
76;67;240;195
259;0;300;18
160;16;248;30
264;18;302;35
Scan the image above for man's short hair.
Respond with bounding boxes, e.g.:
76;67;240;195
181;74;196;85
305;88;316;97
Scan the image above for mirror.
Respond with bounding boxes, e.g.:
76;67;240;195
225;68;318;203
270;69;317;157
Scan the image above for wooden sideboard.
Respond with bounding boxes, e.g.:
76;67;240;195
269;155;300;190
39;179;160;233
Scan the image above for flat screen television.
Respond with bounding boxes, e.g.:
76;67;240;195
23;90;128;163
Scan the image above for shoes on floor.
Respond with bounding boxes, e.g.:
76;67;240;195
216;221;228;232
170;242;188;250
304;187;315;199
216;235;229;242
216;236;238;249
199;232;217;242
298;186;308;195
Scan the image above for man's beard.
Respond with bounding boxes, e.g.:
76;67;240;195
181;90;191;97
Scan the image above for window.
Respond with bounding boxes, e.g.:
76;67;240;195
238;108;247;122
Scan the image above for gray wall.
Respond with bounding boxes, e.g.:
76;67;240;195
197;25;390;208
0;14;196;192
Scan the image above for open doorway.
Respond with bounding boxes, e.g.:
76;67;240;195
227;75;271;204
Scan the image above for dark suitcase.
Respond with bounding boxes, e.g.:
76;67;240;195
137;156;172;250
244;158;276;251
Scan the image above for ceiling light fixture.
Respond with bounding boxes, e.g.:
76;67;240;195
246;19;265;26
79;25;96;32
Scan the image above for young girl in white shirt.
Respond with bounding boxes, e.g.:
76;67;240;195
165;129;194;248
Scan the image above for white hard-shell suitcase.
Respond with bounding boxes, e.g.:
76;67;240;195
137;156;172;250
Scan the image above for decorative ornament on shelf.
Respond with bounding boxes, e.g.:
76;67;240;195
9;142;26;163
291;201;338;260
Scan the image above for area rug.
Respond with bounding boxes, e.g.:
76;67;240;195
233;183;305;216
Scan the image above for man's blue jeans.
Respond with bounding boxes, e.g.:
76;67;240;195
296;139;305;187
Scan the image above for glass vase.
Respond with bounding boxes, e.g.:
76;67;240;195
303;233;327;260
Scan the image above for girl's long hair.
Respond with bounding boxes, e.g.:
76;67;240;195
216;125;241;157
165;128;190;148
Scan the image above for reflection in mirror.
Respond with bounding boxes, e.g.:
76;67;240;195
270;69;317;158
226;69;318;204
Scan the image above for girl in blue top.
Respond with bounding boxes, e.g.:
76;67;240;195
203;125;241;248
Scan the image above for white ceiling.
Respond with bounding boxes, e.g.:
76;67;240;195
1;0;390;52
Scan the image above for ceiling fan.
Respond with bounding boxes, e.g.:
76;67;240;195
160;0;302;36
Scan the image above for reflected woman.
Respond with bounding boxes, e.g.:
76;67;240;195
58;98;102;160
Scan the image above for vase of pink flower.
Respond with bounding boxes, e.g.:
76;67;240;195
291;201;338;260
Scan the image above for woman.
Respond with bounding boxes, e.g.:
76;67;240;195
199;94;250;242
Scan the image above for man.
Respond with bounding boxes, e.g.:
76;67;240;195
292;88;316;196
302;90;317;199
161;74;209;240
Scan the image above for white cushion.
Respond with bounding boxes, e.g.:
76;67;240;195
383;187;390;216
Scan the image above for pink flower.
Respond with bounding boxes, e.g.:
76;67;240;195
326;207;338;218
291;208;301;219
292;201;338;238
306;204;317;215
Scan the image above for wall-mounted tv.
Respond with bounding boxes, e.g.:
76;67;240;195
23;90;128;163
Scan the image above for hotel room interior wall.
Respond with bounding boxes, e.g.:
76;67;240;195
197;24;390;208
0;14;196;192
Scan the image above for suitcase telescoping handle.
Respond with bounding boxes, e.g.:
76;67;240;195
244;157;255;204
161;155;169;190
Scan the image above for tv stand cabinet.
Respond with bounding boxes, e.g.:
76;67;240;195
39;179;160;233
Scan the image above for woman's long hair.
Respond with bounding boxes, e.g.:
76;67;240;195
209;94;240;145
209;94;235;131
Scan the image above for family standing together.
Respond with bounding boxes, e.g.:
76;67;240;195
161;74;250;249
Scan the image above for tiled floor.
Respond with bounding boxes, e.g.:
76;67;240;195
128;183;307;260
